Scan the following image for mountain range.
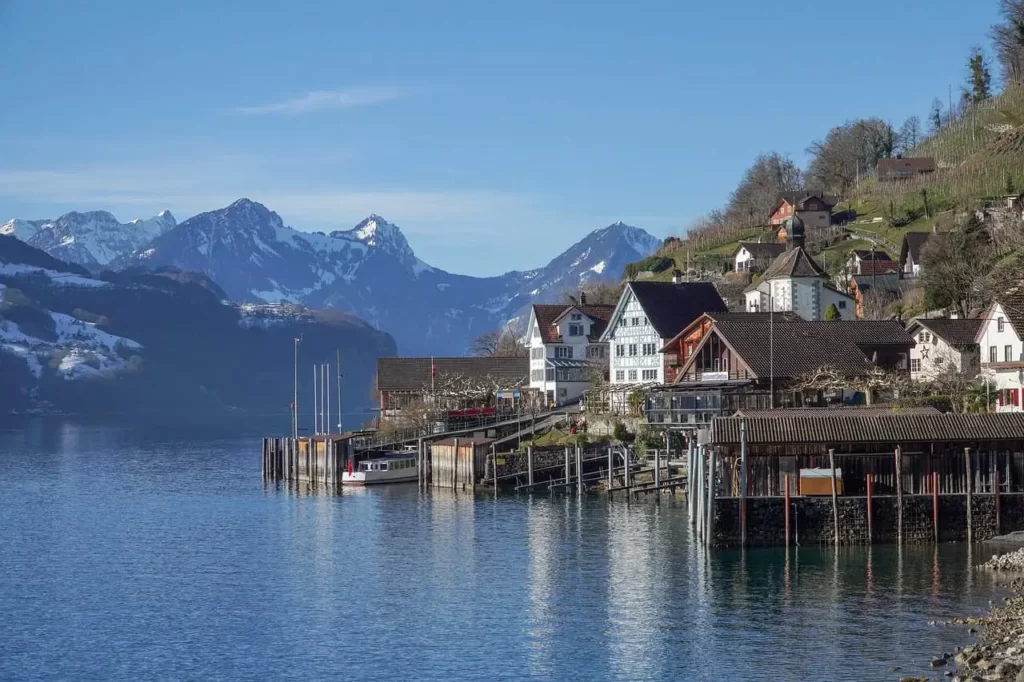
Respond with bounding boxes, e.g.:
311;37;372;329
5;199;661;355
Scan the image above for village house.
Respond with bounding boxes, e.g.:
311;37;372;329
906;317;982;381
848;249;895;275
899;231;932;278
733;241;786;272
743;215;855;320
768;192;837;230
525;294;614;406
876;156;937;182
644;319;914;428
376;356;529;417
977;290;1024;412
599;280;727;390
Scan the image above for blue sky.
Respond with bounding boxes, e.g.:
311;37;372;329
0;0;1000;275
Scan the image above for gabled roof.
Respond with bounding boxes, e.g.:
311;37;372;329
858;259;899;275
734;241;786;259
377;357;528;391
744;247;828;292
775;192;839;210
900;231;932;264
659;311;803;352
907;317;983;349
852;249;892;261
851;273;901;294
676;320;914;382
612;281;728;340
985;285;1024;341
734;405;941;418
877;157;937;178
529;303;615;344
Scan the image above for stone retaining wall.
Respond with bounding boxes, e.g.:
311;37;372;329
711;493;1024;547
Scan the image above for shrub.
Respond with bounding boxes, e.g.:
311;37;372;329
612;422;632;442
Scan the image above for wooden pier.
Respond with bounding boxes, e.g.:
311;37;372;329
262;436;353;486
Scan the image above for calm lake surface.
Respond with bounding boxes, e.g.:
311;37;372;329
0;419;1005;681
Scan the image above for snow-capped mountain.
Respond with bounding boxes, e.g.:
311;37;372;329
115;199;661;355
2;209;176;269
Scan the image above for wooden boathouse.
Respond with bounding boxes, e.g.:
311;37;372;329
689;411;1024;547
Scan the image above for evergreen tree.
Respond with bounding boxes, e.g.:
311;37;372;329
966;46;993;104
929;98;944;134
824;303;841;320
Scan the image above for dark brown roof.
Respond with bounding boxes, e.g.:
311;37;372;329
733;405;941;418
877;157;937;179
858;260;899;275
625;281;728;339
901;231;932;265
776;192;839;209
852;273;901;294
377;357;528;391
992;285;1024;336
700;320;913;380
659;311;802;352
744;247;828;292
852;249;892;261
908;318;984;348
530;303;615;344
735;241;786;259
710;413;1024;445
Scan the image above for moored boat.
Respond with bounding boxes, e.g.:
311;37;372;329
342;454;418;486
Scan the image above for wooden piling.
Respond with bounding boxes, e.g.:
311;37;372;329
564;447;570;489
965;447;973;544
706;446;717;543
654;448;661;501
828;448;839;545
687;439;695;523
864;473;872;540
784;473;790;548
607;446;613;492
528;446;534;488
740;421;748;547
576;445;583;496
895;446;903;546
469;439;476;490
932;471;940;543
995;470;1002;535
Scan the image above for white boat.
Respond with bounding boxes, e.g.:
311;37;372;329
342;455;418;486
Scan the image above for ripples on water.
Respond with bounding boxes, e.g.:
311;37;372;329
0;419;1003;681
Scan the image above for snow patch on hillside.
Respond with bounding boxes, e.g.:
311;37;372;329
0;313;141;381
0;263;111;288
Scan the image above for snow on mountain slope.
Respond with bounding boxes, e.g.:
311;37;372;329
2;209;177;269
116;199;661;355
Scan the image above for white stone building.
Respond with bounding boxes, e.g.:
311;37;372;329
905;318;982;381
733;241;786;273
977;295;1024;412
743;216;855;321
525;297;614;407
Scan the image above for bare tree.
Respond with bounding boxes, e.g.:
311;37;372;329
723;152;803;227
992;0;1024;84
920;215;993;318
806;119;897;195
898;116;922;155
470;322;527;358
860;287;901;321
793;365;911;406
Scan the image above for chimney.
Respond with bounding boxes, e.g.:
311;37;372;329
579;290;587;305
672;269;683;284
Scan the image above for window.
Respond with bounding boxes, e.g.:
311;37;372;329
531;347;544;359
990;346;998;363
545;369;554;381
910;358;921;372
586;345;605;359
615;344;625;357
642;343;657;356
642;369;657;381
1007;345;1014;362
999;317;1006;332
838;301;846;309
642;316;648;326
568;324;583;336
632;317;640;326
628;370;638;381
531;369;545;382
556;346;573;359
571;313;582;321
628;344;638;356
615;370;625;381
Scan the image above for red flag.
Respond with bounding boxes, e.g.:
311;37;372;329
290;401;295;411
347;458;353;476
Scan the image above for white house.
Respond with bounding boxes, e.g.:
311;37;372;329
599;281;727;390
906;318;982;381
526;296;614;407
733;241;785;273
977;295;1024;412
743;215;855;320
899;232;931;278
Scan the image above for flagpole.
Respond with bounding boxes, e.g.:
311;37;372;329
769;282;774;410
337;348;343;433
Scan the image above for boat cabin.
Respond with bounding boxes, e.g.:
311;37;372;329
359;457;416;472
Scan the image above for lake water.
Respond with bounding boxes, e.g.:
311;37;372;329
0;419;1005;681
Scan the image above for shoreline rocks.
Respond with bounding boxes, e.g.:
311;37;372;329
940;576;1024;681
983;549;1024;572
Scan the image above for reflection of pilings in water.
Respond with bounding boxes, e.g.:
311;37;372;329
526;496;556;675
931;545;940;602
865;546;873;598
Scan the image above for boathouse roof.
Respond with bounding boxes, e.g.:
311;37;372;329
376;357;529;391
732;405;941;418
709;412;1024;445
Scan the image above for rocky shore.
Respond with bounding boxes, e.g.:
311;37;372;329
902;549;1024;682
